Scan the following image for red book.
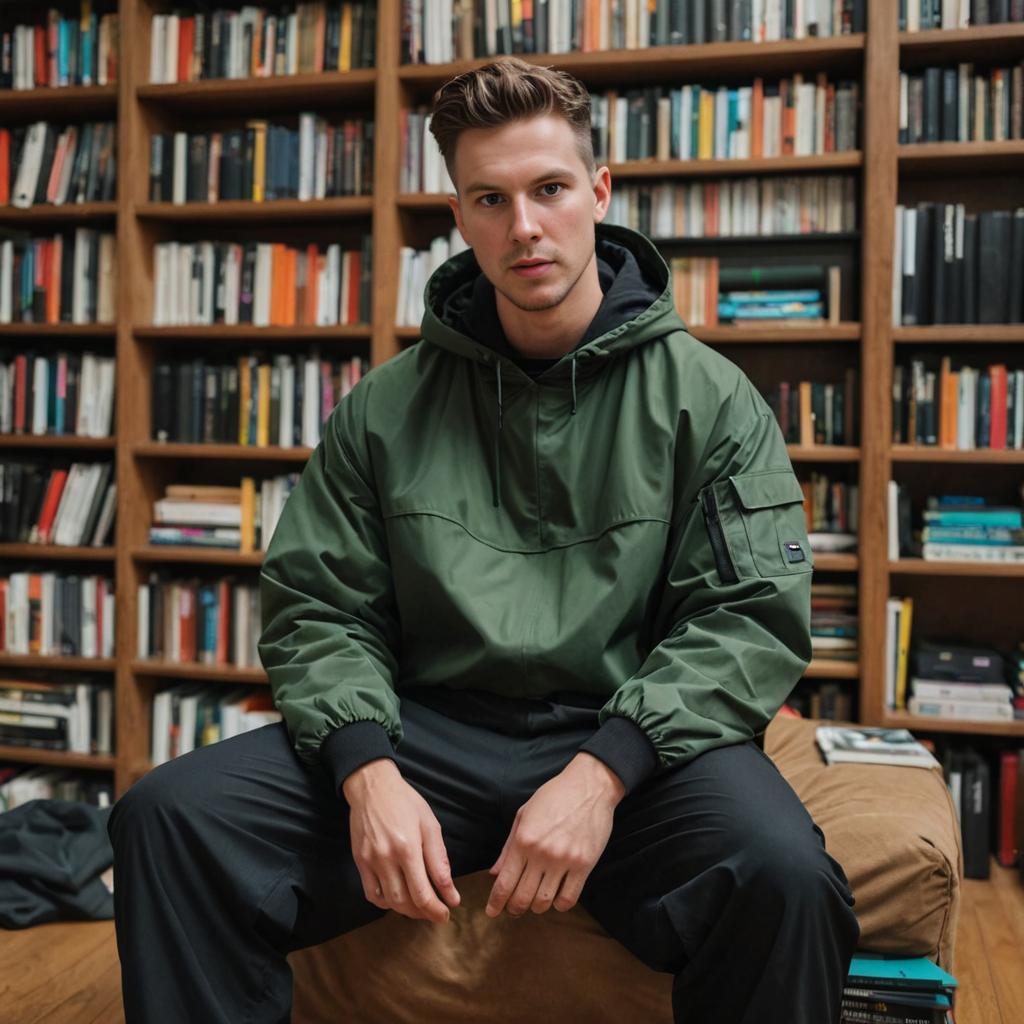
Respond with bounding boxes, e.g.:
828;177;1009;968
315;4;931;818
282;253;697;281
216;580;230;664
37;469;69;543
0;129;9;205
751;78;764;158
34;25;46;87
47;10;59;87
13;354;27;432
997;751;1020;868
178;17;194;83
989;365;1008;449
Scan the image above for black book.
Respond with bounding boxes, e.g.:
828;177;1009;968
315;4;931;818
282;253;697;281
190;357;205;442
188;134;208;203
324;7;339;69
175;361;192;442
977;210;1011;323
152;361;174;441
913;203;934;326
960;749;991;880
99;124;117;202
16;463;43;542
691;0;707;45
225;365;240;445
710;0;728;41
536;0;548;53
83;125;104;205
221;130;243;201
932;203;950;324
360;234;373;323
239;243;256;323
59;233;75;322
976;372;991;447
922;67;941;143
1008;208;1024;323
149;134;165;201
241;126;255;202
947;205;964;324
216;364;232;443
202;364;219;442
962;213;978;323
940;68;958;142
33;125;58;205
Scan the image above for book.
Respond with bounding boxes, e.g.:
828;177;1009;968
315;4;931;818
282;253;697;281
847;955;957;995
816;726;939;768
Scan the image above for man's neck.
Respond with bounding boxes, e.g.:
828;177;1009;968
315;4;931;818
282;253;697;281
496;252;603;360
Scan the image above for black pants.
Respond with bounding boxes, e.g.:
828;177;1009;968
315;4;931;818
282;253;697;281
108;695;859;1024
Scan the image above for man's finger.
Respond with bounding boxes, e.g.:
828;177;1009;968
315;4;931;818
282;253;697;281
552;868;588;912
379;870;419;918
400;848;451;923
422;822;461;910
357;864;387;908
529;869;567;915
485;849;526;917
504;861;544;917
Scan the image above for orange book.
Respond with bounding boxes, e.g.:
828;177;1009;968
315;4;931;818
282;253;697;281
216;580;230;663
989;364;1008;449
47;10;60;86
45;129;69;203
799;381;814;447
938;356;955;449
251;12;263;76
27;574;42;654
781;78;796;156
304;244;319;324
47;235;62;324
751;78;764;158
284;248;297;325
698;90;714;159
37;470;69;543
339;2;353;71
238;356;251;444
706;258;719;328
314;5;326;72
825;82;836;152
256;362;271;447
240;477;256;552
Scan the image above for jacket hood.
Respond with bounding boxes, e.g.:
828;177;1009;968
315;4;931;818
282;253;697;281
418;223;686;508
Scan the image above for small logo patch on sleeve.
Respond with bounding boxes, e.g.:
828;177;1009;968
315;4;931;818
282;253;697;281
784;542;806;563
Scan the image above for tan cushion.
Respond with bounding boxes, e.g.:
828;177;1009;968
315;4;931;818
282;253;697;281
290;716;961;1023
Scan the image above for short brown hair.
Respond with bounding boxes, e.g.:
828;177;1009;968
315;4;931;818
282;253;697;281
428;57;595;190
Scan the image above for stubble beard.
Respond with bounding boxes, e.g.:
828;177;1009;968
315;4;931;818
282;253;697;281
495;251;592;313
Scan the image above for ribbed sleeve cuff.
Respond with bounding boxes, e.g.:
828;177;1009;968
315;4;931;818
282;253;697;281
577;715;660;796
320;722;396;798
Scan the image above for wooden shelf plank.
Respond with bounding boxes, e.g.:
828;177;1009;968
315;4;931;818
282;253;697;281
0;434;115;450
787;445;861;462
813;553;859;572
0;202;117;223
132;660;267;684
136;69;376;111
398;36;866;90
0;746;116;770
893;325;1024;343
899;23;1024;64
898;140;1024;175
0;544;115;561
805;660;859;679
891;445;1024;464
693;323;861;343
133;442;313;462
0;654;115;671
136;197;373;221
131;547;263;567
0;323;115;337
883;713;1024;738
890;559;1024;578
134;324;371;341
608;152;863;178
0;84;117;117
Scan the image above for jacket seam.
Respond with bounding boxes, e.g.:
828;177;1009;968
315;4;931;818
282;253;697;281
383;508;670;553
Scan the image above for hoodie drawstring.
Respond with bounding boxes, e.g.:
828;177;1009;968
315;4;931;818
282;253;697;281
487;354;579;509
492;361;503;508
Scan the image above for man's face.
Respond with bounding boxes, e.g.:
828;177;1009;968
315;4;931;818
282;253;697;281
447;114;611;314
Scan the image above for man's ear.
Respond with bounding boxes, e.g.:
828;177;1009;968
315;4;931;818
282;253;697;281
592;166;611;224
448;195;470;246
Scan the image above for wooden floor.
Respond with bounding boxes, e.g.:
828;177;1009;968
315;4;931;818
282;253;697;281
0;862;1021;1023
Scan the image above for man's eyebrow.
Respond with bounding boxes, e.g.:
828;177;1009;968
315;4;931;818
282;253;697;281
463;168;578;195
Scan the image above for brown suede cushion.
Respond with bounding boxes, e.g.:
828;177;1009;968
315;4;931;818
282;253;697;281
290;716;961;1023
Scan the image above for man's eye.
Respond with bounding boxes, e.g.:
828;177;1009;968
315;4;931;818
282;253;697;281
480;194;503;206
540;183;563;196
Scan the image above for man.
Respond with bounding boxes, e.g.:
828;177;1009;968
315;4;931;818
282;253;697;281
108;58;859;1024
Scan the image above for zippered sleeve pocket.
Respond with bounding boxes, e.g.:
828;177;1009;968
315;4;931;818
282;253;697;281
699;470;813;581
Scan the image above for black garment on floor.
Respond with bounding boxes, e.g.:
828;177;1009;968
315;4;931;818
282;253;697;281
108;696;859;1024
0;798;113;929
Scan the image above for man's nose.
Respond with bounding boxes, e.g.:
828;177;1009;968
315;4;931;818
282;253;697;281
508;197;542;245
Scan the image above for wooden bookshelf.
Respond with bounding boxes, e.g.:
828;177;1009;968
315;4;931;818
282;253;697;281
0;544;115;561
6;1;1023;797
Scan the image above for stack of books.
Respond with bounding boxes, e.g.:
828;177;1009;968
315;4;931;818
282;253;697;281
908;641;1015;723
718;287;825;325
843;954;957;1023
811;582;858;663
920;494;1024;563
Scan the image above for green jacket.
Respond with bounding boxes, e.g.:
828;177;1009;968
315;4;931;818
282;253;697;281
259;223;813;795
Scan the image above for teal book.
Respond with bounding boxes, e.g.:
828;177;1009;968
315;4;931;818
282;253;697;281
848;955;957;993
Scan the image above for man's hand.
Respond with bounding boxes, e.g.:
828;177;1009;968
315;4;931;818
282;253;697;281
342;758;461;923
485;752;626;918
